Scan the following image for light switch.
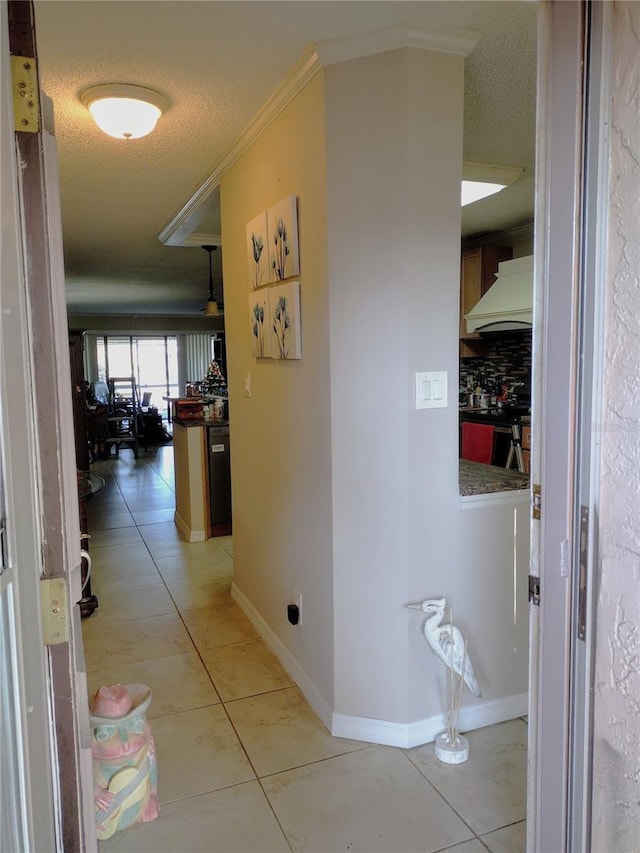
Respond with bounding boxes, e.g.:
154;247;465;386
243;372;251;398
415;371;448;409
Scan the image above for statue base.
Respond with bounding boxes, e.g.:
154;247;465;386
435;731;469;764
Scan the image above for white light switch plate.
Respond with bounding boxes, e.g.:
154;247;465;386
415;371;447;409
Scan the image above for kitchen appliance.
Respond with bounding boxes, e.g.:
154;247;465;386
464;255;533;333
207;425;232;535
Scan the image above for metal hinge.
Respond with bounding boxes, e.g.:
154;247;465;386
10;55;39;133
40;577;69;644
577;506;589;640
532;483;541;520
528;574;540;606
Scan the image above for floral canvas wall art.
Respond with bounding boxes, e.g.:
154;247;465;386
246;211;269;289
267;195;299;282
248;291;272;358
269;281;302;360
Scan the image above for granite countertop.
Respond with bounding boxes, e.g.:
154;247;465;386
459;459;529;496
173;417;229;429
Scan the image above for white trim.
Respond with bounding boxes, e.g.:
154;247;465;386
332;693;528;748
460;489;529;509
231;581;334;731
158;45;321;247
159;22;480;248
173;512;206;543
231;582;526;748
315;22;480;67
175;232;222;248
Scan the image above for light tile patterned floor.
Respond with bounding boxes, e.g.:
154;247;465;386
84;445;526;853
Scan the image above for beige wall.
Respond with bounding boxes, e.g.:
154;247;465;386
220;45;529;737
220;71;334;708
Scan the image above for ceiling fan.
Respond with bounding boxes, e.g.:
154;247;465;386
201;245;223;315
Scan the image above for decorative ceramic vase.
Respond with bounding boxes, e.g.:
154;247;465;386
90;684;160;840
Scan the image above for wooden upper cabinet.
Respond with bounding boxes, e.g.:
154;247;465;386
459;245;513;341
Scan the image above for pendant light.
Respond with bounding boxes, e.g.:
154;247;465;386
202;245;221;316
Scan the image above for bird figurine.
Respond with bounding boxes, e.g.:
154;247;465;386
406;597;481;697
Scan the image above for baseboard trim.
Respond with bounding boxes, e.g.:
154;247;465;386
173;511;205;543
229;581;527;748
332;692;528;747
231;582;334;731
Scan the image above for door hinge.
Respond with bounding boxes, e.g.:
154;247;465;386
40;577;69;644
528;574;540;606
10;55;40;133
532;483;541;520
577;505;589;640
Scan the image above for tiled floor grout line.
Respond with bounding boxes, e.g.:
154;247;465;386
403;750;483;846
87;449;526;853
94;452;294;833
93;455;375;852
87;453;285;830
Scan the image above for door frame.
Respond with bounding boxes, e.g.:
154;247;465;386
1;7;57;848
530;1;612;849
3;1;95;848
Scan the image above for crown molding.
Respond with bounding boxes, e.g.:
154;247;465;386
159;22;480;248
315;22;480;67
158;44;321;246
178;232;222;248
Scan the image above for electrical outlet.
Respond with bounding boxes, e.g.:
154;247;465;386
292;588;302;626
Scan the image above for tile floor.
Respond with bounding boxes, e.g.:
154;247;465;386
83;445;527;853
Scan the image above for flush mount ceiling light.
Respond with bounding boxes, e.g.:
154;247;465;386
461;162;524;207
80;84;168;139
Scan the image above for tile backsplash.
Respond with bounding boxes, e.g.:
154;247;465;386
460;331;532;396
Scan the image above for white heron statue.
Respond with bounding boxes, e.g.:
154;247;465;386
405;597;481;697
405;596;480;764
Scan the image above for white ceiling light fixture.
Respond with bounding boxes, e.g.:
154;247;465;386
80;84;168;140
461;162;524;207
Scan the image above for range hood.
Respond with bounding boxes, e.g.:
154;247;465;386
465;254;533;333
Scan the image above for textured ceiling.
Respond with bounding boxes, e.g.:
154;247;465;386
34;1;537;316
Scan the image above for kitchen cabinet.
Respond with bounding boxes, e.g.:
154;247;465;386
173;420;210;542
459;245;513;356
172;419;232;541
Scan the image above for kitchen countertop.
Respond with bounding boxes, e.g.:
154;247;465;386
173;417;229;429
459;406;531;425
459;459;529;496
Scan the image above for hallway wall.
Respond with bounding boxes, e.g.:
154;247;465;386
220;71;335;717
325;45;528;733
220;33;529;740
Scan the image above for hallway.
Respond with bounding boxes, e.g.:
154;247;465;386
83;446;526;853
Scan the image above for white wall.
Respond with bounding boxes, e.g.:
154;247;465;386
592;3;640;848
325;48;415;725
220;41;529;742
326;46;528;732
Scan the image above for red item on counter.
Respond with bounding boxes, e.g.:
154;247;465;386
461;422;495;465
175;399;203;419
